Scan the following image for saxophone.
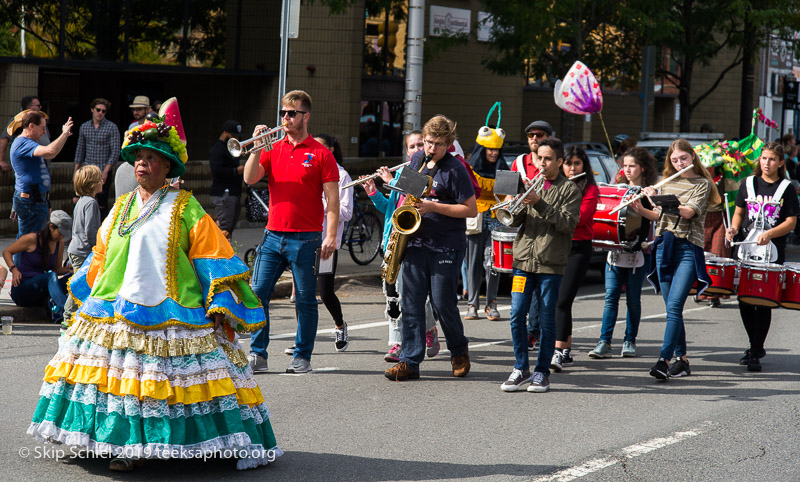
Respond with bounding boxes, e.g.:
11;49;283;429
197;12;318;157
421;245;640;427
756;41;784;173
381;154;434;284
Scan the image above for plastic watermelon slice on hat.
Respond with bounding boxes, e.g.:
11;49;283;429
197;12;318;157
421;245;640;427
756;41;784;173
159;97;186;143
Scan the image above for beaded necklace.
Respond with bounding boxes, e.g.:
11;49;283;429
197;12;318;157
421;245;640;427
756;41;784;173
117;185;170;237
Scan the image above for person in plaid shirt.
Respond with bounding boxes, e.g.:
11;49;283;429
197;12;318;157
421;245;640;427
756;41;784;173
73;98;121;217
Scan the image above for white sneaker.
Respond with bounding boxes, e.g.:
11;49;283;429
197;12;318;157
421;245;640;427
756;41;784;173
501;368;532;392
284;345;296;356
248;354;268;373
550;350;564;373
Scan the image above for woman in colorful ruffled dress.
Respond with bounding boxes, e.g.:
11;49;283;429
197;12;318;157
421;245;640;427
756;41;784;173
27;98;281;472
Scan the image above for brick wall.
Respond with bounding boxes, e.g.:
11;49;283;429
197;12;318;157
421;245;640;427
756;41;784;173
0;64;39;125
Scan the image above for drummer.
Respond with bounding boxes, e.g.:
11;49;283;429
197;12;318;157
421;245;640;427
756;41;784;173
726;141;799;372
464;116;510;321
589;147;660;359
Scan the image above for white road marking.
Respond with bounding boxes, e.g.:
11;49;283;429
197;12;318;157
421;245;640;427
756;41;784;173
279;367;339;376
533;422;711;481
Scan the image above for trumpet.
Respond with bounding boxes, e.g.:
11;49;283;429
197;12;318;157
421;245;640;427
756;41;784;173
493;173;546;226
227;123;287;157
341;161;410;189
493;172;585;226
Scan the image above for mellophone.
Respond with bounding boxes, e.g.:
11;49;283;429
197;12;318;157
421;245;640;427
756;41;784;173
692;253;800;310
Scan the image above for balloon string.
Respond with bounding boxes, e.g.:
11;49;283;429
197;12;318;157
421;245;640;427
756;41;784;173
598;112;614;155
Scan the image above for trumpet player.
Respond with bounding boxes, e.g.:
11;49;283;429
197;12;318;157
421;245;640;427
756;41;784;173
384;115;478;382
243;90;340;375
512;120;553;350
500;138;581;393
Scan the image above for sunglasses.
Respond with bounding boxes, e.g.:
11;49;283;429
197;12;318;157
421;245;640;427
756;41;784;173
94;107;107;113
279;109;307;118
527;131;547;139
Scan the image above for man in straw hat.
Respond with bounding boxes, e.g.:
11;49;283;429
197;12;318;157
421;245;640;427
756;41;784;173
0;95;50;172
128;95;151;130
11;110;73;238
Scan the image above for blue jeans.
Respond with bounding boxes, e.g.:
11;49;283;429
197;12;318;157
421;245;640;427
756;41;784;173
655;239;696;360
249;230;321;361
599;257;649;344
10;271;68;318
400;247;468;371
509;269;562;376
13;192;49;239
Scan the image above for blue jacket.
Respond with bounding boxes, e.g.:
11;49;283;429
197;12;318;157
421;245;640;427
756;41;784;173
367;168;404;252
646;231;712;295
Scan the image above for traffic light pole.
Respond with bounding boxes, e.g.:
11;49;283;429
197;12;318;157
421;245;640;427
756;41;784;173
402;0;425;157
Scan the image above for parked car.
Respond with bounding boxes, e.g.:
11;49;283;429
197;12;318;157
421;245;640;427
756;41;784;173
637;132;724;172
500;142;619;184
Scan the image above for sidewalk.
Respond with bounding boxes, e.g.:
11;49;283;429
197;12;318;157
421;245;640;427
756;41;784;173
0;227;383;323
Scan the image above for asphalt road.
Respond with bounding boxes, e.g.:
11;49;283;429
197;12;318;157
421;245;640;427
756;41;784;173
2;269;799;481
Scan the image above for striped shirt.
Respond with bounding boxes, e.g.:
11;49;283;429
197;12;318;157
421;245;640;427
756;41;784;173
654;176;711;248
74;118;121;169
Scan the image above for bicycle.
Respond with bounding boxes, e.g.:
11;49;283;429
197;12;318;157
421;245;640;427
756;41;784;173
243;187;268;270
345;200;383;265
243;193;383;269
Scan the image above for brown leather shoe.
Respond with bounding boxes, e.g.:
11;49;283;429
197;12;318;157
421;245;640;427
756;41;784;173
384;362;420;381
451;351;470;377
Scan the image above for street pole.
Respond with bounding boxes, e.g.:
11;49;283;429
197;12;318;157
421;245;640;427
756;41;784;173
403;0;425;159
277;0;291;126
640;46;655;135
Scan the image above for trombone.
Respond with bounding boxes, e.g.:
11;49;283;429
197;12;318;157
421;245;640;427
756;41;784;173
341;161;410;189
227;123;287;157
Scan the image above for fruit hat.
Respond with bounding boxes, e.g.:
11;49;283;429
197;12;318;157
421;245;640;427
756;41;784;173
475;101;505;149
120;97;188;178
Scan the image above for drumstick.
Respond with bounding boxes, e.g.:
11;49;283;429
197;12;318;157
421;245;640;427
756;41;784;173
723;192;732;248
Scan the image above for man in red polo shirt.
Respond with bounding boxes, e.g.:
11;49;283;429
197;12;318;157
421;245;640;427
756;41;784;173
244;90;340;374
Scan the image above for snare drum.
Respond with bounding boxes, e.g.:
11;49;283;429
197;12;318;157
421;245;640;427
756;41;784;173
704;257;738;295
593;184;644;250
491;227;519;273
737;261;784;308
780;262;800;310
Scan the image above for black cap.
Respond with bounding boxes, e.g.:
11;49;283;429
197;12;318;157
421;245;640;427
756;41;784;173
525;120;553;136
222;120;242;135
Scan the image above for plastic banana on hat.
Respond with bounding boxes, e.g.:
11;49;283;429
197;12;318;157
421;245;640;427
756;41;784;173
475;101;505;149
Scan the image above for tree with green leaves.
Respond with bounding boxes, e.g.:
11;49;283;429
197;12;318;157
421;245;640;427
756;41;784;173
478;0;642;140
637;0;800;133
0;0;228;67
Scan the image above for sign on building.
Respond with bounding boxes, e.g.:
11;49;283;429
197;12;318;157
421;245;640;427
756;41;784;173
429;6;470;37
477;12;493;42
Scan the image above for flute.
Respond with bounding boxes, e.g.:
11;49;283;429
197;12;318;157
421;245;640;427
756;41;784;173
609;164;694;215
342;161;410;189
